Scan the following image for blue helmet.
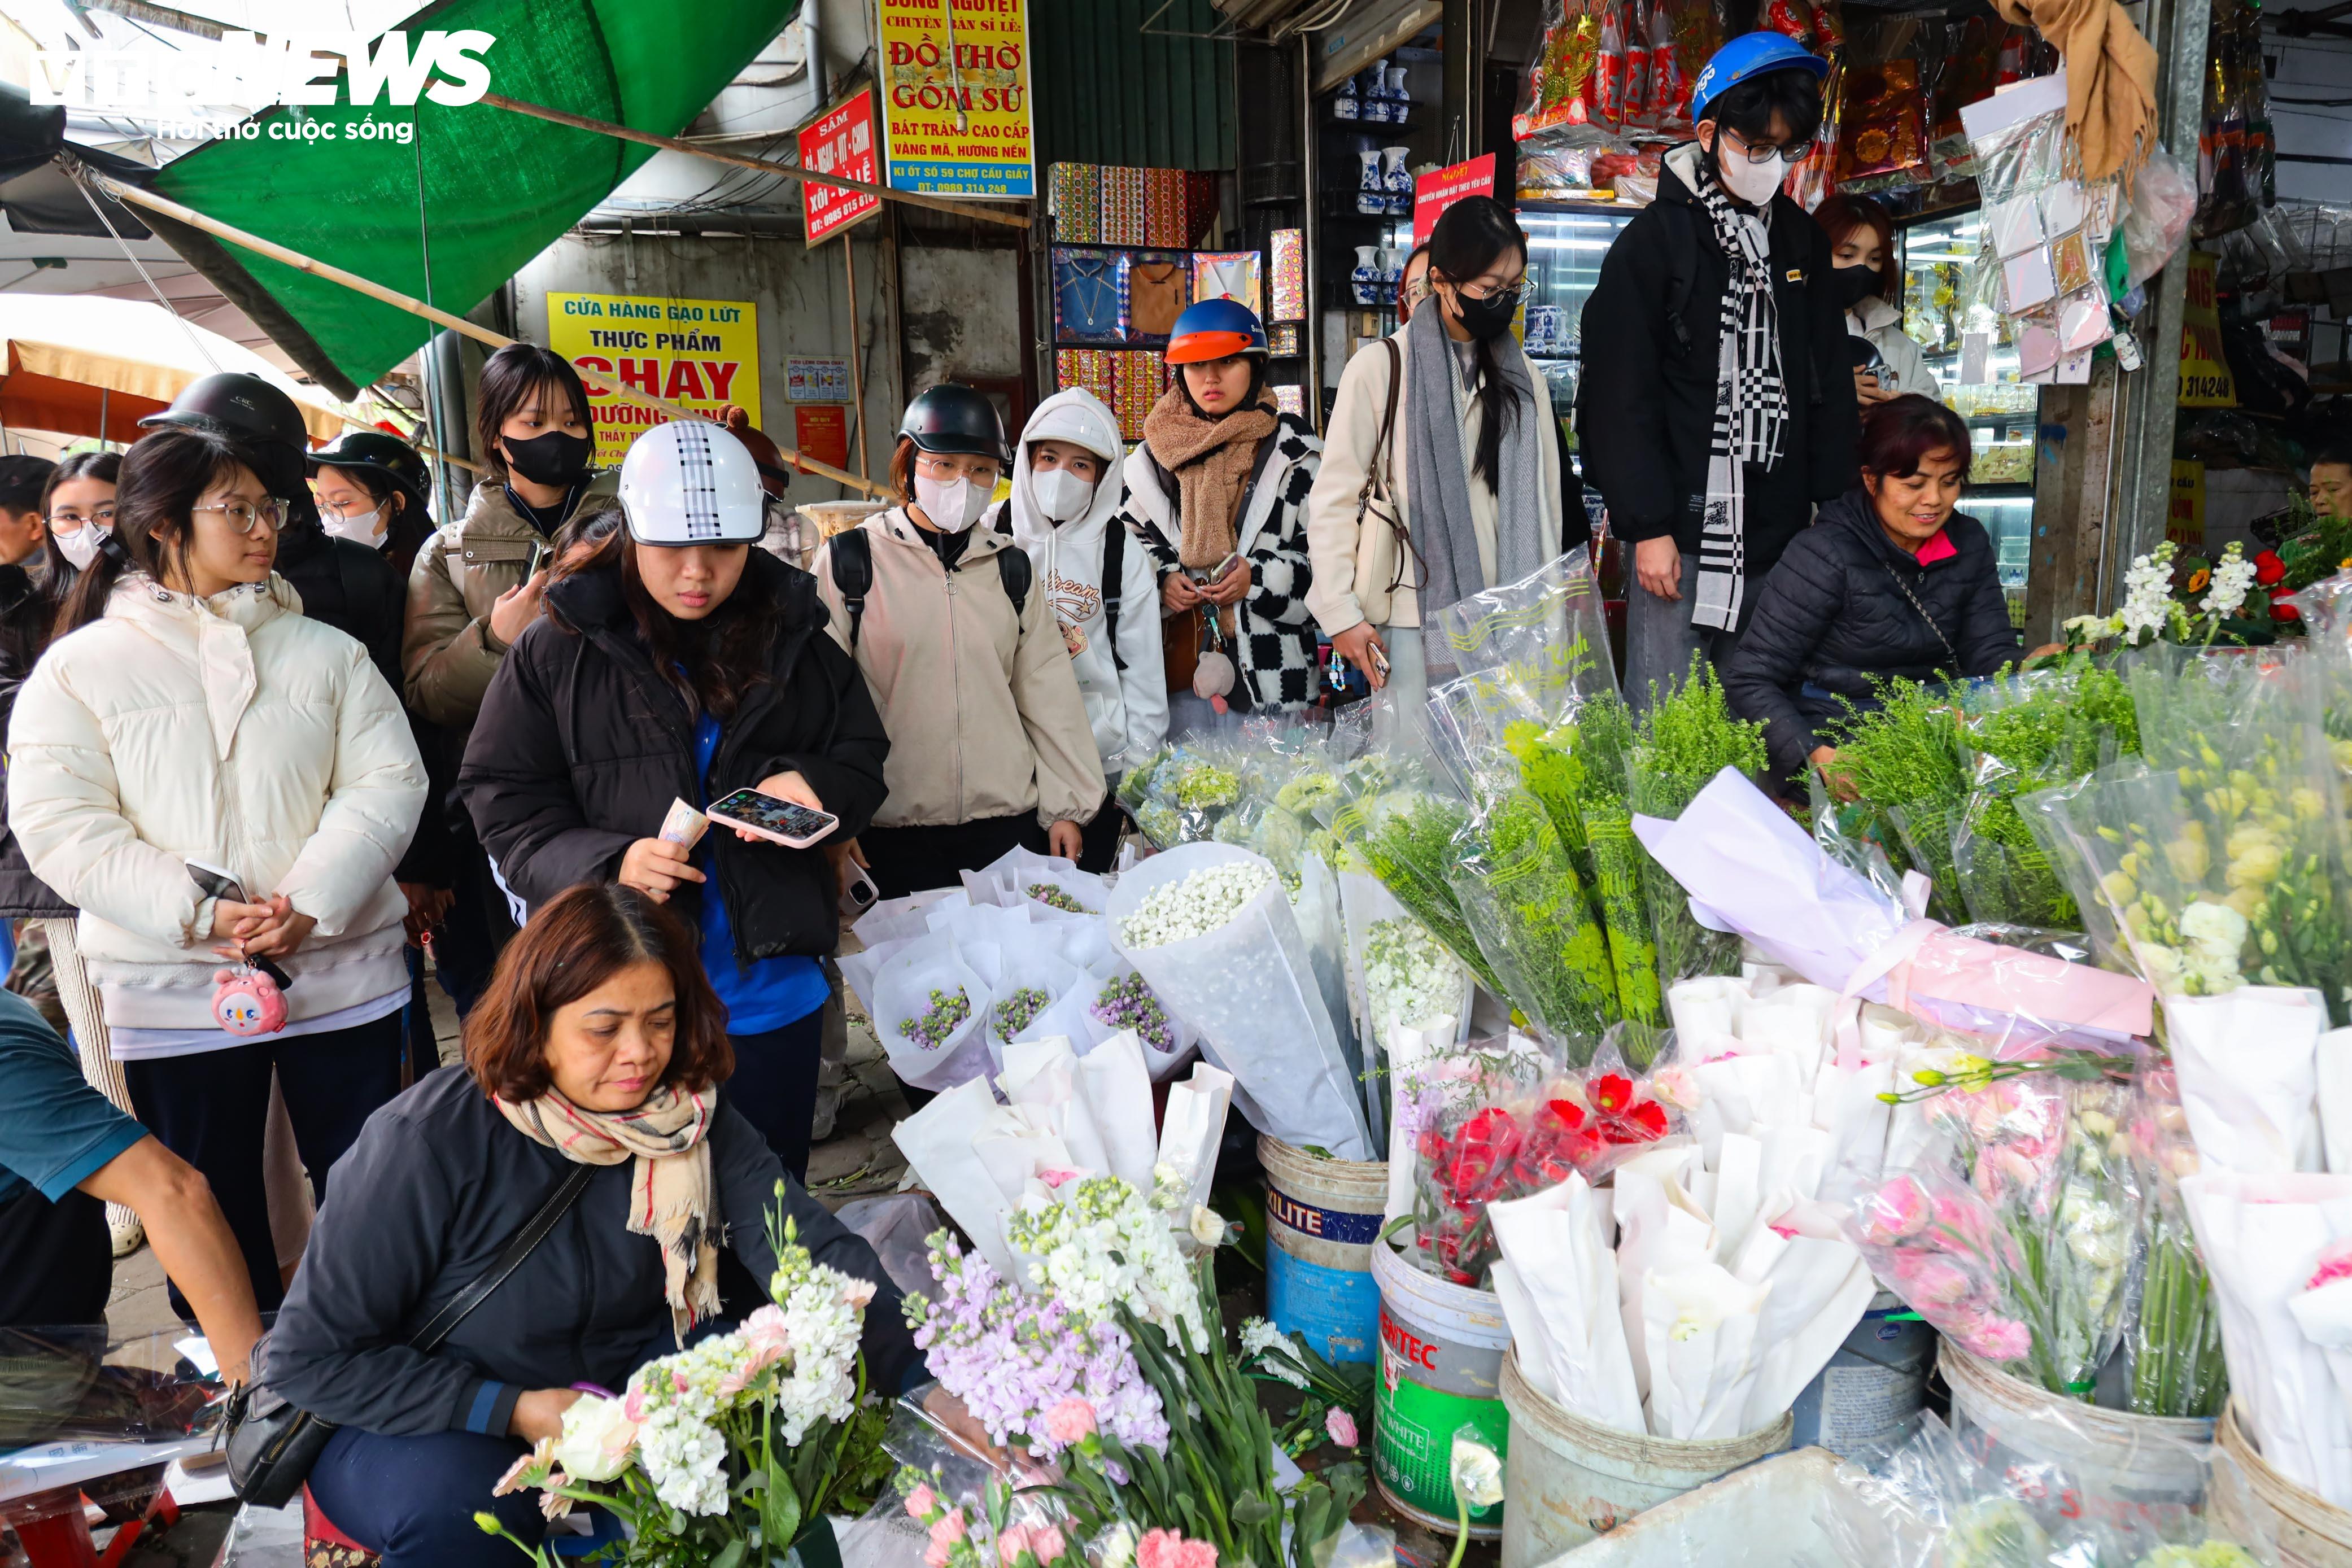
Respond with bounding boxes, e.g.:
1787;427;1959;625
1690;32;1829;124
1167;297;1268;364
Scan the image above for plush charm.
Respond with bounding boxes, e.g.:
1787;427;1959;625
212;966;288;1037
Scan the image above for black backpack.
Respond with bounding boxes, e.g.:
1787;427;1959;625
831;525;1029;652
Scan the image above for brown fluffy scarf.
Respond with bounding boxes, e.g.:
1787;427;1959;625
1141;386;1278;571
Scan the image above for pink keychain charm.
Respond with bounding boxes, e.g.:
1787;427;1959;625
212;965;288;1037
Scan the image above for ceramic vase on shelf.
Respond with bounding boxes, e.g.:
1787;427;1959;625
1360;58;1391;122
1387;67;1412;123
1383;147;1413;216
1357;151;1388;216
1352;246;1381;306
1333;73;1359;120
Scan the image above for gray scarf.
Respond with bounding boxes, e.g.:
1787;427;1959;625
1403;303;1547;680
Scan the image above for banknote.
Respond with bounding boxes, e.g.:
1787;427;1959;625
659;797;709;849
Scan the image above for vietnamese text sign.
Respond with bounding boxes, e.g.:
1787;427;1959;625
877;0;1034;198
1412;154;1496;247
2168;460;2206;551
788;357;851;403
547;292;761;470
801;90;881;245
2179;251;2237;409
795;406;852;473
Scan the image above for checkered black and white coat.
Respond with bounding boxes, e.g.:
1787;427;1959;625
1118;413;1324;711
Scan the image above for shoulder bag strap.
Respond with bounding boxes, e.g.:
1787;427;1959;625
1357;338;1419;595
831;529;875;653
1882;560;1962;674
1100;517;1127;673
409;1162;595;1353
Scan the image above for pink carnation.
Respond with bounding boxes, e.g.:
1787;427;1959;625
1956;1313;2034;1362
998;1526;1033;1565
1858;1175;1931;1244
904;1483;938;1519
1325;1408;1358;1447
1890;1254;1976;1309
1029;1527;1067;1564
926;1544;952;1568
1137;1530;1218;1568
2312;1241;2352;1291
930;1510;968;1548
1044;1398;1097;1445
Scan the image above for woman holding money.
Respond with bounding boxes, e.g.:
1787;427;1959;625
459;421;888;1177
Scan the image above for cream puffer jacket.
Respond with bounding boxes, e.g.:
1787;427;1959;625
8;573;427;1031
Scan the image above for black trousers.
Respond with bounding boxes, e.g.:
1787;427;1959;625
1076;791;1127;874
435;834;517;1020
857;812;1049;900
725;1010;826;1182
124;1014;404;1312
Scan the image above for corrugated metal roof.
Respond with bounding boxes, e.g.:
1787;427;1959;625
1030;0;1237;171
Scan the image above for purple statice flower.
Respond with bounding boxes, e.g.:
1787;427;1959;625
900;988;970;1051
904;1233;1168;1458
1090;972;1176;1056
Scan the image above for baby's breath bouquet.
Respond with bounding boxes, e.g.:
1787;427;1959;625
1628;659;1768;987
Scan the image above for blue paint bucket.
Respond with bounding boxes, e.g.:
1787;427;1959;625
1259;1134;1387;1364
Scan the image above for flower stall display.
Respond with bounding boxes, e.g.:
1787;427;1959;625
1626;658;1770;989
1446;785;1621;1059
479;1204;890;1566
1109;844;1372;1160
2131;1063;2229;1418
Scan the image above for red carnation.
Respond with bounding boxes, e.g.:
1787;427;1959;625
2254;549;2288;586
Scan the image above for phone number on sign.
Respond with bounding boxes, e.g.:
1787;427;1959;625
887;161;1030;196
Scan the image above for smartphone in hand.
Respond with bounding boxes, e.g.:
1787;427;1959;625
706;788;840;849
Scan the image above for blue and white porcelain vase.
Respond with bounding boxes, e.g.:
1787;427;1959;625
1352;246;1380;305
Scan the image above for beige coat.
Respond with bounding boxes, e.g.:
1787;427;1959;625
811;509;1102;832
1303;324;1564;634
402;474;618;731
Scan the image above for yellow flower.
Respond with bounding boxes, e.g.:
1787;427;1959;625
2226;885;2266;920
2102;869;2139;906
2165;834;2211;883
2293;787;2325;821
2225;829;2283;888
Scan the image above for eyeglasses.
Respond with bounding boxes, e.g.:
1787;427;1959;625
1461;279;1529;310
191;497;289;535
1722;126;1815;165
317;497;378;522
47;505;115;529
914;454;1001;483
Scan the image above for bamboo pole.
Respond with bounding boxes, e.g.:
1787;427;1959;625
93;175;887;498
844;239;871;482
478;94;1028;232
326;404;485;475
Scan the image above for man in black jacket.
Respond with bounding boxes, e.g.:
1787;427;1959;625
1578;34;1860;712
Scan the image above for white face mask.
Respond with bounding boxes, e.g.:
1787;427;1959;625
1714;143;1787;207
913;473;990;533
1030;466;1096;524
321;505;388;548
51;524;104;572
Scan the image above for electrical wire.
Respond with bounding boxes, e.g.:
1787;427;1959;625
1276;0;1356;40
64;162;221;372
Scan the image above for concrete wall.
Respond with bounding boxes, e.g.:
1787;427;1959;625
897;241;1026;396
509;226;901;505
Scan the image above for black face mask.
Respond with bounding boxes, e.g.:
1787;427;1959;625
1452;287;1518;342
502;429;592;488
1832;263;1884;312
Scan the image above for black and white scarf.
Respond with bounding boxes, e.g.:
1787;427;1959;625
1690;159;1788;632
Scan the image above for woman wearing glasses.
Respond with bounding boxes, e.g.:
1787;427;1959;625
811;385;1102;903
1307;195;1579;725
9;426;426;1310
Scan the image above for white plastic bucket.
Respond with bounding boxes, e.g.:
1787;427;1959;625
2215;1398;2352;1568
1539;1447;1846;1566
1260;1136;1387;1365
1499;1346;1794;1566
1941;1343;2214;1548
1371;1238;1511;1538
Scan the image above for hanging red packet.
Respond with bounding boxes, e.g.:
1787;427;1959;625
1625;0;1654;129
1648;2;1682;128
1763;0;1816;49
1594;3;1627;129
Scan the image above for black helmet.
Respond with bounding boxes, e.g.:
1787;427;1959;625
898;384;1009;465
308;429;430;513
139;372;309;452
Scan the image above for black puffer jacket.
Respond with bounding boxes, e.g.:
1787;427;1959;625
1577;147;1860;584
459;551;888;959
1726;489;2022;779
267;1065;923;1437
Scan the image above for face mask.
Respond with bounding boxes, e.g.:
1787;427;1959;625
503;429;592;488
1833;263;1883;312
52;525;104;572
1031;466;1096;523
321;505;387;548
1454;288;1520;342
1712;143;1786;207
914;473;989;533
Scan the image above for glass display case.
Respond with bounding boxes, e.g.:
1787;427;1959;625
1516;202;1640;456
1897;208;2043;622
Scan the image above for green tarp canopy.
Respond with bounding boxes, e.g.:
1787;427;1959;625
140;0;800;399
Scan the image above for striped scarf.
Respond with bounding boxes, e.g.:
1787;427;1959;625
496;1082;720;1341
1690;161;1789;632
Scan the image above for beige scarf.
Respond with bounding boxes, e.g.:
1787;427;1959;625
1141;386;1278;573
496;1082;721;1341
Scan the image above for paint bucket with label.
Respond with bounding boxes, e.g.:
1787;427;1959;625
1371;1236;1511;1538
1260;1135;1387;1365
1787;1290;1937;1457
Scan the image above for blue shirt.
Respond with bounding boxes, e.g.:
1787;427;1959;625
695;713;829;1035
0;990;145;1210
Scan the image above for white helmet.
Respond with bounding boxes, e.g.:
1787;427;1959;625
618;418;765;545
